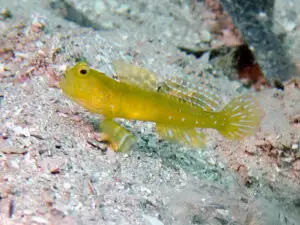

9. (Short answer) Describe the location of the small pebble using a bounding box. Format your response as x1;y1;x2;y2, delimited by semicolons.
1;132;9;139
115;4;130;14
32;216;49;224
0;8;12;19
63;182;72;189
284;20;296;32
7;159;20;169
140;186;152;195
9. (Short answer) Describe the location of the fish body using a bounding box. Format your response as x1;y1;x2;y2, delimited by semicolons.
60;61;263;151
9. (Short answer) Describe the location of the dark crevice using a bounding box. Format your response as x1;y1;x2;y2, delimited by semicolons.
50;0;105;30
177;46;207;59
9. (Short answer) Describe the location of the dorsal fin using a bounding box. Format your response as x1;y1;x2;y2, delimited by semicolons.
112;60;157;91
158;78;223;112
156;123;206;149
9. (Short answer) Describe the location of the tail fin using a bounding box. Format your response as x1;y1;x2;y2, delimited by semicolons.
218;95;264;140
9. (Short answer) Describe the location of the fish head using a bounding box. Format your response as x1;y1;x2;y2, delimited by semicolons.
59;62;95;102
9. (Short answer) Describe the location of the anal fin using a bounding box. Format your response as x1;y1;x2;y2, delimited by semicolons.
100;118;136;152
156;124;206;149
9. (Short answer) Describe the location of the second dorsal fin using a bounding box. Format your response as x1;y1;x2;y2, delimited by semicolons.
112;60;157;91
158;78;223;112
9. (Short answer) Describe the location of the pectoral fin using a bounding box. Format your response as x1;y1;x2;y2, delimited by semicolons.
100;118;136;152
156;124;206;149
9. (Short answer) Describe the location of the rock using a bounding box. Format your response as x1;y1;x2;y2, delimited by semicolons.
200;30;212;42
12;125;30;137
143;215;164;225
293;160;300;171
0;143;27;154
95;1;107;15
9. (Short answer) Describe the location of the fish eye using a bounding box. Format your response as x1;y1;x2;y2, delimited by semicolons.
80;69;87;75
77;65;89;76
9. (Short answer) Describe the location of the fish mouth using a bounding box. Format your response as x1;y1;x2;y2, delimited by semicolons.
63;65;70;79
58;74;67;89
58;66;70;89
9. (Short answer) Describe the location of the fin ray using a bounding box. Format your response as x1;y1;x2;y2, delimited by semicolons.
219;96;263;140
100;118;136;152
112;60;157;91
158;78;222;112
156;124;206;149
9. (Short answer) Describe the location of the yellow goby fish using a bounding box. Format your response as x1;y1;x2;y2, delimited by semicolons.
59;61;263;152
